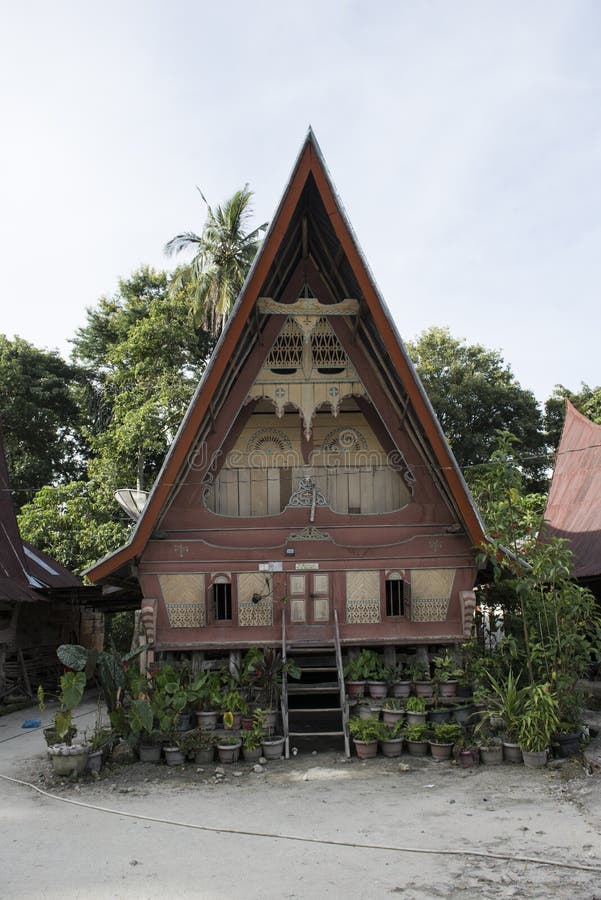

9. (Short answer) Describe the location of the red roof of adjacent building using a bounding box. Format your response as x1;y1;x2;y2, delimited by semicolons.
544;401;601;579
0;421;82;600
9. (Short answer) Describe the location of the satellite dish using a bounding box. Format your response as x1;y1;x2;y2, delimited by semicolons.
114;488;149;520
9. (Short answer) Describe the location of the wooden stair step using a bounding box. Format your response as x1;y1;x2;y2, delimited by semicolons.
287;683;340;693
298;665;337;672
288;731;346;737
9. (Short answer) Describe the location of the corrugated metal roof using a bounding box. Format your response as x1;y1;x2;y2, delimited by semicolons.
22;542;82;589
543;401;601;579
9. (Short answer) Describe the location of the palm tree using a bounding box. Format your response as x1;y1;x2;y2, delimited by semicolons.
165;185;267;334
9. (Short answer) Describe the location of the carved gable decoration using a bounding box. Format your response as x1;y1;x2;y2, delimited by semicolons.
286;477;328;509
248;309;366;439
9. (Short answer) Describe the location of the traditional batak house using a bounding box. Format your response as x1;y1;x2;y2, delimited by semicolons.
86;132;486;750
0;424;102;701
544;401;601;603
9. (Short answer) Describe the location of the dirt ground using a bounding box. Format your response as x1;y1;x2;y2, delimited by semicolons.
2;700;601;899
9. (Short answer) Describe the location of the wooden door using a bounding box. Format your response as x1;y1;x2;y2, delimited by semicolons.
287;573;331;625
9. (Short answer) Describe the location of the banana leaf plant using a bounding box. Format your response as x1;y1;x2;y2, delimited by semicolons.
57;641;151;713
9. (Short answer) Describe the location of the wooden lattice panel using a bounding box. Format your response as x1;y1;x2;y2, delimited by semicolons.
265;318;304;368
410;568;455;622
237;573;273;627
159;574;206;628
345;571;381;624
310;318;349;367
411;569;455;600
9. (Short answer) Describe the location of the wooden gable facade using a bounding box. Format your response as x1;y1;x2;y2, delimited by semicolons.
86;131;484;659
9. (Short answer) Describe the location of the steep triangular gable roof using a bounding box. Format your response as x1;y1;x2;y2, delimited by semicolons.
86;129;486;583
543;400;601;579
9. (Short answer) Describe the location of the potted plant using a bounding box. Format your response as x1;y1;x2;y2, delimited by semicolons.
404;723;430;757
518;683;560;768
428;705;452;725
359;649;387;699
410;660;434;699
243;648;300;725
161;710;187;766
553;722;582;758
214;733;241;764
38;670;86;749
177;728;213;764
379;721;404;758
428;722;462;761
385;663;411;699
343;655;367;698
349;717;381;759
241;710;267;762
405;695;427;726
478;669;525;763
478;736;503;765
382;699;404;727
221;689;247;730
433;651;463;699
357;701;380;721
189;670;223;730
85;697;114;772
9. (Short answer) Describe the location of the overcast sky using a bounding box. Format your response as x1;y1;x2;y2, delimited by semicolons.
1;1;599;405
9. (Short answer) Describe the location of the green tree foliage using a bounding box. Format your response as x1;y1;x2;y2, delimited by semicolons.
474;434;601;725
545;383;601;451
165;186;267;334
0;335;87;505
407;327;547;490
71;266;214;492
17;480;129;575
18;267;213;574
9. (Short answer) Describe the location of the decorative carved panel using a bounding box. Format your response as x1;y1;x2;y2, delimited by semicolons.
411;598;450;622
346;599;381;624
159;574;206;628
238;602;273;627
287;477;328;509
265;319;304;369
322;426;368;453
249;315;366;438
246;428;292;454
345;571;381;624
288;525;331;542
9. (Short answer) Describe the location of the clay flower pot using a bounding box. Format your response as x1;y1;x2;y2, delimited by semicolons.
216;741;242;764
522;748;548;768
429;741;454;761
353;738;378;760
261;736;285;760
380;737;403;758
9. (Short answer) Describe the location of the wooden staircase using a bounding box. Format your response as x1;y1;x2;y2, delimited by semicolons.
281;610;350;758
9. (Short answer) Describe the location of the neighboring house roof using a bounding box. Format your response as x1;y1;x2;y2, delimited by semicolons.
0;421;82;602
85;128;487;583
543;401;601;580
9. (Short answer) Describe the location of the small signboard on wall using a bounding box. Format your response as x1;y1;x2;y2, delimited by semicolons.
295;562;319;570
259;562;283;572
